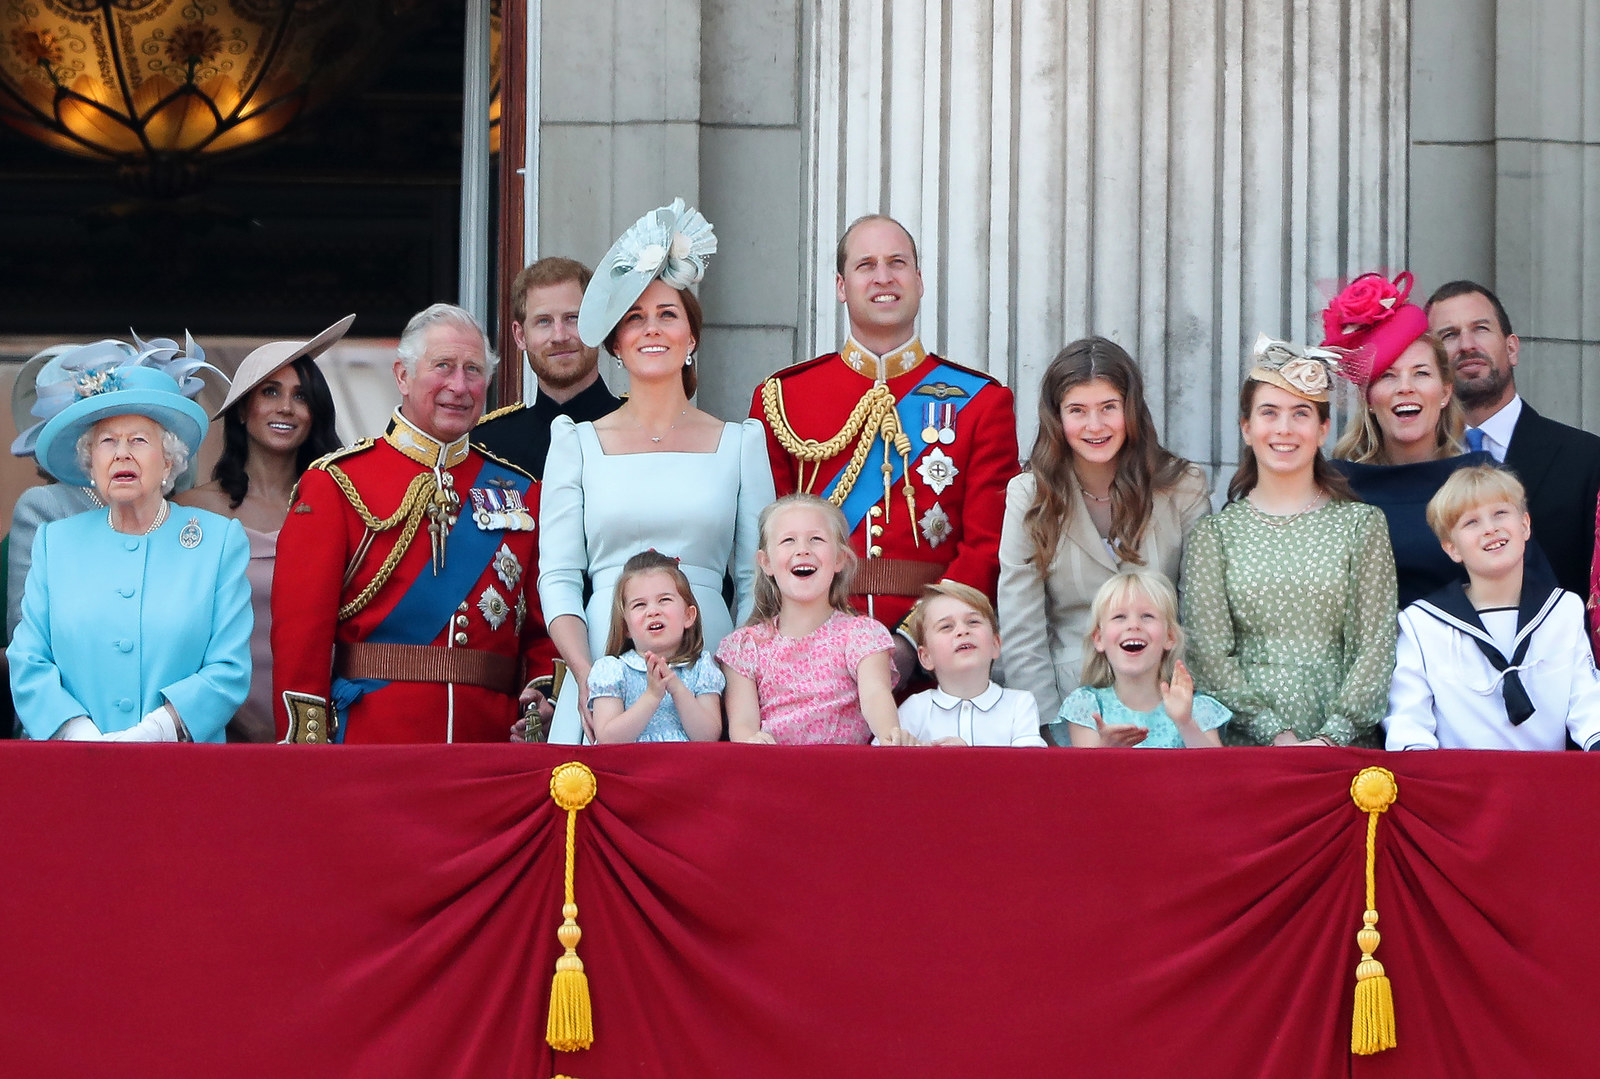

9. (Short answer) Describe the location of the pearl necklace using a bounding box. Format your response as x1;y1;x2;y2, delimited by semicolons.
109;499;169;536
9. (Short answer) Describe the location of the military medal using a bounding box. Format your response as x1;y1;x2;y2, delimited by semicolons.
477;584;510;630
493;542;521;591
919;502;952;547
916;447;959;495
179;517;203;549
469;486;535;532
919;401;957;445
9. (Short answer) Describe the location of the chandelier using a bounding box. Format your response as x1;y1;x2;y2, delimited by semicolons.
0;1;419;194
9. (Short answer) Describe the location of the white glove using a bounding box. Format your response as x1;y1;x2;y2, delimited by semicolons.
51;716;102;741
101;707;180;743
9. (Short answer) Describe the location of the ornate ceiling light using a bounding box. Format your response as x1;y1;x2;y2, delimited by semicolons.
0;1;420;195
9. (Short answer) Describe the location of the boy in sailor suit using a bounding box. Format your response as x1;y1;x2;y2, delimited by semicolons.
1385;466;1600;751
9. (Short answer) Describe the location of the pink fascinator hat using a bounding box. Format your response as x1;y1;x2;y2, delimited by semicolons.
1318;271;1430;386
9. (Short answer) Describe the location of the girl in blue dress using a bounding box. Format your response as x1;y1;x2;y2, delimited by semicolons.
1054;569;1229;748
587;550;724;742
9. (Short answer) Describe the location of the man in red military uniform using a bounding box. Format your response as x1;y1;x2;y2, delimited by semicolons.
273;304;556;743
750;214;1018;683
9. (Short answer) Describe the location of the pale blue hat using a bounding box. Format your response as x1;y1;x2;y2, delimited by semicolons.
32;331;220;488
578;197;718;348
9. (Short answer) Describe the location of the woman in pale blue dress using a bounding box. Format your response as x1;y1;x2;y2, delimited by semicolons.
539;199;774;743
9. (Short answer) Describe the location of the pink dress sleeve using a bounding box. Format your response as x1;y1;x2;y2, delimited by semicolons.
715;624;764;680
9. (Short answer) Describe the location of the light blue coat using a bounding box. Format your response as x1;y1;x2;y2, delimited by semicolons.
7;507;252;742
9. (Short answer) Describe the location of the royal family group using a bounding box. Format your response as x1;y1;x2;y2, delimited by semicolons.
8;201;1600;754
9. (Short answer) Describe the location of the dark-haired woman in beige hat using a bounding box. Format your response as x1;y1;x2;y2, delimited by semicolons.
176;316;347;741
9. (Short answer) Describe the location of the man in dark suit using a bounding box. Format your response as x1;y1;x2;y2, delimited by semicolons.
474;257;620;478
1427;280;1600;596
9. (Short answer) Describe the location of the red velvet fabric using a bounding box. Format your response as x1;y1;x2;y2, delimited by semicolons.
2;743;1596;1078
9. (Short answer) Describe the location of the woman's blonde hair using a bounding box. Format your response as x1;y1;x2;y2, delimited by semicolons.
1079;569;1184;689
604;549;703;664
748;494;858;625
1332;332;1466;464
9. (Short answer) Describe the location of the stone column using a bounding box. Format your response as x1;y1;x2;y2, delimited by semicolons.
807;0;1411;472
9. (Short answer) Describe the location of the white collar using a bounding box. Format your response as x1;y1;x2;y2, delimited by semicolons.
929;681;1005;711
1472;394;1522;457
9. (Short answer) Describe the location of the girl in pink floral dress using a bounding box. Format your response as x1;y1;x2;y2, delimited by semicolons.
718;495;919;745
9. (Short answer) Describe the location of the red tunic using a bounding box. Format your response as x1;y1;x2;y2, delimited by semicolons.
750;343;1018;630
271;429;555;743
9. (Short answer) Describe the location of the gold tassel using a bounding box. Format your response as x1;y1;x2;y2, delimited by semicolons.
1349;766;1398;1055
547;762;598;1053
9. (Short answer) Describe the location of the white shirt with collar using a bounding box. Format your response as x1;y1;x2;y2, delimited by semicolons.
1466;394;1522;464
896;681;1047;747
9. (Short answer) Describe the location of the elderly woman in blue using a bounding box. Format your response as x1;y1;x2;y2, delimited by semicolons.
7;363;251;742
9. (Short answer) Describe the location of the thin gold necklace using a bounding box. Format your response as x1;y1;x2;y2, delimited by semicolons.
1246;490;1324;523
631;407;689;444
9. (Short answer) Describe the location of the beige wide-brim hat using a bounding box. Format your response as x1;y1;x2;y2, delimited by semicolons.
212;314;355;420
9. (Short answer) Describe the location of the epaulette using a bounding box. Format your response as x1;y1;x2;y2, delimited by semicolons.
289;438;376;505
925;353;1004;388
476;402;525;426
766;352;845;380
475;443;536;482
305;437;377;473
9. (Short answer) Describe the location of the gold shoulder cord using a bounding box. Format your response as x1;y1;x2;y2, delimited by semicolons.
760;377;918;539
325;465;437;620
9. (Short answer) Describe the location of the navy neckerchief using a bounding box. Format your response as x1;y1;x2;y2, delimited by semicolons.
1411;562;1563;726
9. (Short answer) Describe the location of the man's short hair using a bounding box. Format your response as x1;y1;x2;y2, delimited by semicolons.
834;214;920;276
904;580;997;646
396;303;498;379
1425;464;1528;545
510;257;593;324
1425;279;1514;336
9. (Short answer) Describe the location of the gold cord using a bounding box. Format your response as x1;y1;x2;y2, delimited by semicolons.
325;465;436;621
761;377;916;524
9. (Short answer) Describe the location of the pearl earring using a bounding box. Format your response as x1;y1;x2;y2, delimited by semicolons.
685;351;695;368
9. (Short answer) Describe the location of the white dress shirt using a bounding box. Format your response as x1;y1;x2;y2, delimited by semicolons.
1465;394;1522;464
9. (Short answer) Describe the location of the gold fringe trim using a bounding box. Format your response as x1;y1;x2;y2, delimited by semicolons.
547;762;598;1053
1349;766;1398;1055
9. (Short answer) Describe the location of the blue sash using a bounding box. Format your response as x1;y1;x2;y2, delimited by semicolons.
330;458;531;737
819;361;989;534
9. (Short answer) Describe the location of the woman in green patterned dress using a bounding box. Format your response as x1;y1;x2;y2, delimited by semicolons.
1179;336;1397;747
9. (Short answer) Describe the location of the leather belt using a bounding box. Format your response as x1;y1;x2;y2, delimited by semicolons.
335;642;520;695
852;557;946;597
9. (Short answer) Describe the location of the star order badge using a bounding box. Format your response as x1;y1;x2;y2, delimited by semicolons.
477;584;510;630
493;542;521;591
919;502;952;547
916;447;959;495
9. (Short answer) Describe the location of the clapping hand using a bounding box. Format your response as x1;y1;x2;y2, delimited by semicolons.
1092;711;1148;748
1160;660;1195;727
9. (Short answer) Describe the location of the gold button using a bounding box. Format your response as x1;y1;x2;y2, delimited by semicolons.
457;601;469;612
455;632;469;645
455;614;469;627
869;506;883;518
307;707;321;719
870;525;884;537
307;720;320;732
869;544;883;557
